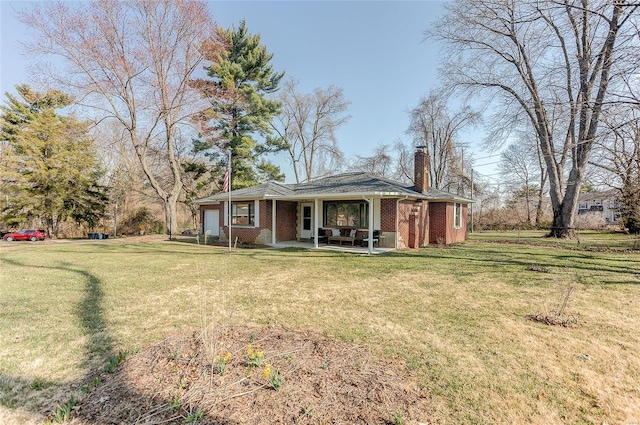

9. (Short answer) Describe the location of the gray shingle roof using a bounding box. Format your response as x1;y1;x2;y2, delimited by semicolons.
194;172;473;204
194;181;293;203
294;172;418;196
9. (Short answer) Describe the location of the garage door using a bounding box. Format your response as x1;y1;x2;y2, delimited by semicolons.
203;210;219;236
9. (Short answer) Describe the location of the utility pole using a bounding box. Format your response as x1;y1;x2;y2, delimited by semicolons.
470;169;474;233
459;148;466;196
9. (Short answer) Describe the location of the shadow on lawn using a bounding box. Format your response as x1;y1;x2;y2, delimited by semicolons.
0;256;116;419
0;256;228;424
384;245;640;284
43;238;355;260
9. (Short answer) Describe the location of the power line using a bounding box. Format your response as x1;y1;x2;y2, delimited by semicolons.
471;153;502;161
476;171;503;177
473;160;502;167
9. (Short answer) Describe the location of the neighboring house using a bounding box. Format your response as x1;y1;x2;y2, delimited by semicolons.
195;147;472;252
577;190;622;225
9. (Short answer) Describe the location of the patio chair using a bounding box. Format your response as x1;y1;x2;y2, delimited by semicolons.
361;230;380;247
313;228;328;244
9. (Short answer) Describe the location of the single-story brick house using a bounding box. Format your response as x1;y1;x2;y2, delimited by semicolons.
195;148;472;253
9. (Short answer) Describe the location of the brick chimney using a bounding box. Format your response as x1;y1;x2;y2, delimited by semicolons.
414;146;429;193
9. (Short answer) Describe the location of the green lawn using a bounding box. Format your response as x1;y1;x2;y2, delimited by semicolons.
470;229;640;250
1;236;639;424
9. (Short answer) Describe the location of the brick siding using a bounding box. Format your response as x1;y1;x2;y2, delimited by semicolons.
397;200;412;249
275;201;297;241
200;197;463;247
380;199;396;232
429;202;467;244
199;200;297;244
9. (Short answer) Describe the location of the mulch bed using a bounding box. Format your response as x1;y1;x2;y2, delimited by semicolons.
69;326;433;424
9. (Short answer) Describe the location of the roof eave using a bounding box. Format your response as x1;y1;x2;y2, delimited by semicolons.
193;198;221;205
267;191;425;200
427;196;475;203
194;188;471;203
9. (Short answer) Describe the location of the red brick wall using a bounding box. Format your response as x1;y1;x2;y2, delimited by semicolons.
414;148;429;193
380;198;429;248
397;200;413;248
409;204;419;248
275;201;297;241
405;200;429;248
429;202;447;244
429;202;468;244
259;199;271;232
200;198;465;246
451;204;468;244
226;226;260;244
380;199;396;232
199;200;298;244
418;200;429;246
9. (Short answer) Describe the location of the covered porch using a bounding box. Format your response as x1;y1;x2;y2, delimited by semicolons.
268;195;384;255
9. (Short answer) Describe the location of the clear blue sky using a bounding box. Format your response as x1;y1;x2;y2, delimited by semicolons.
0;1;496;183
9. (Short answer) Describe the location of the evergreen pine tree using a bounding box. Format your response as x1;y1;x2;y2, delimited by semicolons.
0;85;108;236
193;20;286;189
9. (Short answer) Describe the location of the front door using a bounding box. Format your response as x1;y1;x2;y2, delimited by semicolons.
300;203;313;239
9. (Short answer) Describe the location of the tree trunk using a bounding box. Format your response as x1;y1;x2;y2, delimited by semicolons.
535;182;545;228
550;208;575;238
535;197;543;228
163;194;180;239
525;188;532;227
548;168;582;238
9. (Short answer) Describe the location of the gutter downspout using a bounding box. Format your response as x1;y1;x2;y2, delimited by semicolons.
271;199;276;245
314;198;319;248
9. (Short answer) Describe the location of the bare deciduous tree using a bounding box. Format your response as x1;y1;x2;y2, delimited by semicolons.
406;92;479;192
500;143;538;226
392;139;414;183
352;143;394;178
593;104;640;232
499;135;549;227
270;79;350;183
350;140;415;183
22;0;216;236
429;0;639;238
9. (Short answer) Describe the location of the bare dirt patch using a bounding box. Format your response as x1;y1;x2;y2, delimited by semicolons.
70;326;433;424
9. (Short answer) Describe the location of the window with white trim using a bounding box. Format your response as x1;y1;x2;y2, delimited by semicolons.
453;203;462;229
323;202;368;228
232;202;255;226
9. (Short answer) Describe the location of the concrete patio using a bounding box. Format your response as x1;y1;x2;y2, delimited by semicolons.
267;240;394;255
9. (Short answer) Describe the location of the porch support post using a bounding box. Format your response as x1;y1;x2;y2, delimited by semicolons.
314;197;319;248
368;197;374;255
272;199;277;245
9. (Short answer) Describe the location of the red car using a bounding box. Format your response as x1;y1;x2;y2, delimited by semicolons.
3;229;49;242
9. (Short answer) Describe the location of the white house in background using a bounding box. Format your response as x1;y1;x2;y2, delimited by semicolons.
577;190;622;224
